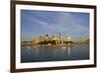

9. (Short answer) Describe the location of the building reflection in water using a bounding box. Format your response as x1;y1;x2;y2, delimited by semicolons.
26;44;72;57
68;45;71;56
26;46;31;50
62;44;71;56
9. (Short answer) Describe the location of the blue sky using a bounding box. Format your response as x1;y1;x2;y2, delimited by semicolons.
21;10;89;41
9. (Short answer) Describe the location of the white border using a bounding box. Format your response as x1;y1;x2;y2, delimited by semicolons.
16;4;94;69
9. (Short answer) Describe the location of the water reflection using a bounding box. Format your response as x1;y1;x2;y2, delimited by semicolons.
61;44;71;56
21;44;89;63
67;44;71;56
26;46;31;50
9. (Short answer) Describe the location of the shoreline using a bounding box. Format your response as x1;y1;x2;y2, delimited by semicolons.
21;43;89;47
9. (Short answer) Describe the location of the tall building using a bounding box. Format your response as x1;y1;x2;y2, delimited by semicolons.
66;36;73;44
55;33;61;44
44;34;51;42
67;36;71;41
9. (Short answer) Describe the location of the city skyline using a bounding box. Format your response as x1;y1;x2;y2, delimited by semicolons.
21;10;89;41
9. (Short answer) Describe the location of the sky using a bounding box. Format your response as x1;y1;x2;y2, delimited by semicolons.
21;10;89;41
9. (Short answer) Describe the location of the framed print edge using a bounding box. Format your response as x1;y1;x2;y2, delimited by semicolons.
11;1;16;73
10;0;97;73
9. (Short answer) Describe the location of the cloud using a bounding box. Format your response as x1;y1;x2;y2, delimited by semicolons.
22;10;89;40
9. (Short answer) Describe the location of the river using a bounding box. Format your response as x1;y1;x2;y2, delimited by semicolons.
21;44;89;63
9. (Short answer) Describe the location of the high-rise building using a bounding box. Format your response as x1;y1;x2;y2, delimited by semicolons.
55;33;61;44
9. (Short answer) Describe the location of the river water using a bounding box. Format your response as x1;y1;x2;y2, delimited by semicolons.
21;44;89;63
